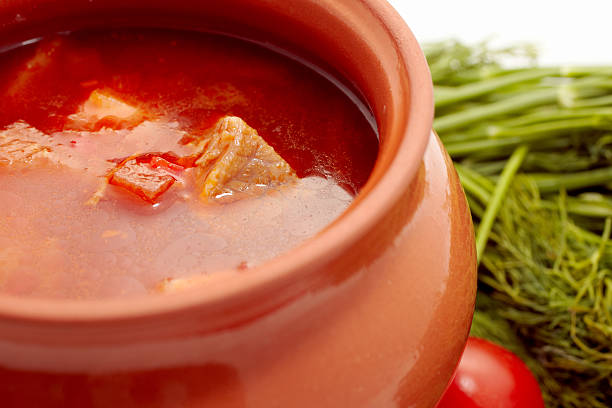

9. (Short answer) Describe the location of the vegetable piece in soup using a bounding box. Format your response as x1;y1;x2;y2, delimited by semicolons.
109;156;181;203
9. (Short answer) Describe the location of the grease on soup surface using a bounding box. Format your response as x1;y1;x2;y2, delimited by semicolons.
0;29;378;299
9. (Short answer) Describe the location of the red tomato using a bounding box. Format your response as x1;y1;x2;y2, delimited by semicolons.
436;337;545;408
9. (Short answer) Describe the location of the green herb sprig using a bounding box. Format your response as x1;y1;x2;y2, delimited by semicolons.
427;40;612;408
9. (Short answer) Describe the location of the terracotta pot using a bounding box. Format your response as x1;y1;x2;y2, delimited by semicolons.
0;1;477;407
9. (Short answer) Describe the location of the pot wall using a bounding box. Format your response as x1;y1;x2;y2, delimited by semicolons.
0;1;477;406
0;132;476;407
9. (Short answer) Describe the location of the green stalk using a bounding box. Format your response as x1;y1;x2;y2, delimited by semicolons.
490;107;612;129
455;164;493;204
475;145;529;263
540;198;612;218
531;167;612;193
560;66;612;77
445;117;611;157
459;137;573;162
574;94;612;108
490;117;612;138
446;137;523;157
465;195;485;219
434;77;612;133
441;108;612;144
456;163;496;191
466;160;508;176
435;88;559;133
435;68;558;108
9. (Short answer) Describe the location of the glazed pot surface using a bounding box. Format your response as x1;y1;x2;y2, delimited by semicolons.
0;1;477;407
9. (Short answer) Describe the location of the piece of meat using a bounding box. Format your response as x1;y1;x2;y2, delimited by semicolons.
0;139;50;166
109;156;181;203
195;116;297;201
66;89;145;131
0;121;52;166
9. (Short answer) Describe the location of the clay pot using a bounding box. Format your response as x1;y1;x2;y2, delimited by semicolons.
0;1;477;407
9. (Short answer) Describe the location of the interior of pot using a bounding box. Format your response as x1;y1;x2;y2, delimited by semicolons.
0;0;433;320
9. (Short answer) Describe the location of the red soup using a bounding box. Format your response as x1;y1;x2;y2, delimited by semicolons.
0;29;378;299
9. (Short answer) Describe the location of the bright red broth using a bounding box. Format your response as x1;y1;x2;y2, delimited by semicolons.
0;29;378;299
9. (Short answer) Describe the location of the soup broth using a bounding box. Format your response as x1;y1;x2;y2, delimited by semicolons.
0;29;378;299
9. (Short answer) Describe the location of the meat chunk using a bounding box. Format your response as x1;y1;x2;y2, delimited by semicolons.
66;89;145;131
0;122;52;166
195;116;296;201
0;139;50;166
109;156;182;203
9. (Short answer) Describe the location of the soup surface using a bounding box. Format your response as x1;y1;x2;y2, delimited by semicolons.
0;29;378;299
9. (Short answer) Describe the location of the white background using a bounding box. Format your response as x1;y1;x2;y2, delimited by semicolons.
387;0;612;65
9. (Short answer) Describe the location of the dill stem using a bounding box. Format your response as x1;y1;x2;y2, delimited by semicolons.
455;164;493;203
434;68;558;108
532;167;612;193
540;197;612;218
475;145;529;263
445;117;611;157
435;88;558;134
434;76;612;134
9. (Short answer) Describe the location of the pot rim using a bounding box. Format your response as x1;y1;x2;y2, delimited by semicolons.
0;0;434;323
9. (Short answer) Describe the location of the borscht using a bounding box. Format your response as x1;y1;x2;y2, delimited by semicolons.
0;29;378;299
